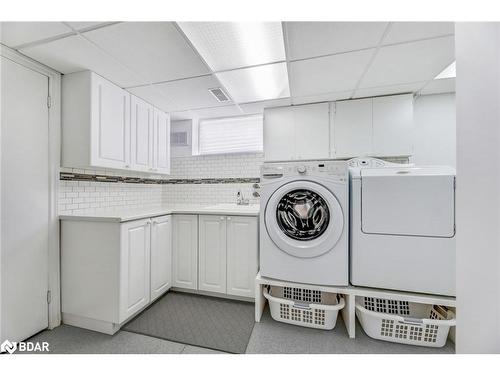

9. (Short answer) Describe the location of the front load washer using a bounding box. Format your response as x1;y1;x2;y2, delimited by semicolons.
349;158;456;296
260;160;349;286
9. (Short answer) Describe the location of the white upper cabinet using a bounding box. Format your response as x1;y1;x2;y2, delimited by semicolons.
372;94;413;156
264;103;330;161
294;103;330;160
130;95;153;172
332;98;373;158
152;109;171;174
62;70;171;174
63;71;131;170
331;93;414;158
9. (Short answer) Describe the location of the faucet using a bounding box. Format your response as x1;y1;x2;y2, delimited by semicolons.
237;189;249;205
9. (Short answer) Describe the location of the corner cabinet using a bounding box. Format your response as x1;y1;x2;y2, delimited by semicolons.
61;215;172;335
62;70;170;174
172;215;199;290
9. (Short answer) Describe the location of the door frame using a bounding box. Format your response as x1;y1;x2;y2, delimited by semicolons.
0;45;62;330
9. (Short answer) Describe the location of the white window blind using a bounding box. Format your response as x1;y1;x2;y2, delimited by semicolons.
199;115;263;155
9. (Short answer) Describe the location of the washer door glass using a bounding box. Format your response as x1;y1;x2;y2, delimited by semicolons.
265;180;344;259
276;189;330;241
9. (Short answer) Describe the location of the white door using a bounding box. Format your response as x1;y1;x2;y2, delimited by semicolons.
198;215;227;294
264;106;295;161
150;215;172;301
130;95;153;172
153;109;171;174
1;56;49;342
226;216;258;298
372;94;414;156
90;73;131;169
172;215;198;290
333;98;373;158
294;103;330;160
119;219;151;322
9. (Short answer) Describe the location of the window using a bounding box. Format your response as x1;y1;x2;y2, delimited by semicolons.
198;115;263;155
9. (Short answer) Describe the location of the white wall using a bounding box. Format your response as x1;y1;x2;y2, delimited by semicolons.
412;93;456;167
455;22;500;353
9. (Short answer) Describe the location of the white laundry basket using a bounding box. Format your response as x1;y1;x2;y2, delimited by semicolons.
263;285;345;330
355;296;456;348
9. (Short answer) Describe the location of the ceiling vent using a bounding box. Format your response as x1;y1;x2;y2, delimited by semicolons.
209;87;230;102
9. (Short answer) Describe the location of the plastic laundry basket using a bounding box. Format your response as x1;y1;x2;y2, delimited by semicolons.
263;285;345;330
355;296;456;348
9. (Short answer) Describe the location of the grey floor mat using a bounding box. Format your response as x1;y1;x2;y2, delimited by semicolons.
123;292;255;354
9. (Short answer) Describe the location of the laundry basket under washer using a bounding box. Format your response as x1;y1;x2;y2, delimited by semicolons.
263;285;345;330
355;296;456;347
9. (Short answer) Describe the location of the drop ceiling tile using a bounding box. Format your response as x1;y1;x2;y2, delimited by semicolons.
192;105;243;119
292;91;352;105
20;34;143;87
148;75;232;112
289;49;374;97
126;85;174;112
0;22;72;48
383;22;454;45
239;98;292;114
359;36;454;89
216;62;290;103
178;22;285;71
353;82;426;99
285;22;387;60
65;22;115;31
83;22;210;85
420;78;455;95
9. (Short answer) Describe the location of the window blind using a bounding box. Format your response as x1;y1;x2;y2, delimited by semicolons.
199;114;263;155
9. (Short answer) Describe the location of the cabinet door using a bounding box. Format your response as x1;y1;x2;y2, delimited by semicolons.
130;95;153;172
333;98;373;158
150;215;172;301
263;106;295;161
226;216;258;298
372;94;414;156
172;215;198;290
90;74;131;169
198;215;227;294
294;103;330;160
119;219;151;322
153;109;171;174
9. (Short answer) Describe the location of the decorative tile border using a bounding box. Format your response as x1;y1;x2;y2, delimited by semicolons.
60;172;260;185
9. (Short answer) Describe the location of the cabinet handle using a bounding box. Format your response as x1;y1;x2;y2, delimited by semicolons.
227;217;231;221
220;216;225;220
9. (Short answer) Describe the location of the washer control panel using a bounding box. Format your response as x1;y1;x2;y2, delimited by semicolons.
262;160;348;180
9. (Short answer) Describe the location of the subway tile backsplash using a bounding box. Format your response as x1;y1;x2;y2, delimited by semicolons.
58;153;264;215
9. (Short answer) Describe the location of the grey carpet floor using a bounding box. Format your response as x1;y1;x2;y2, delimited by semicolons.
122;292;255;354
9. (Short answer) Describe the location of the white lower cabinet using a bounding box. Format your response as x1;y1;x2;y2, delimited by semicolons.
198;215;227;293
189;215;258;298
172;214;198;290
226;216;259;298
61;215;172;335
119;219;151;322
150;215;172;301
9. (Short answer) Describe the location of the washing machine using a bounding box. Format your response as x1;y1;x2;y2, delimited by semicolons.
260;160;349;286
349;158;456;296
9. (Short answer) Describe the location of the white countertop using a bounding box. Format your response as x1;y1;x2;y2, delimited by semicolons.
59;203;260;222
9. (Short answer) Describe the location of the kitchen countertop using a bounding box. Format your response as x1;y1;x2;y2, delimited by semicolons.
59;203;260;222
